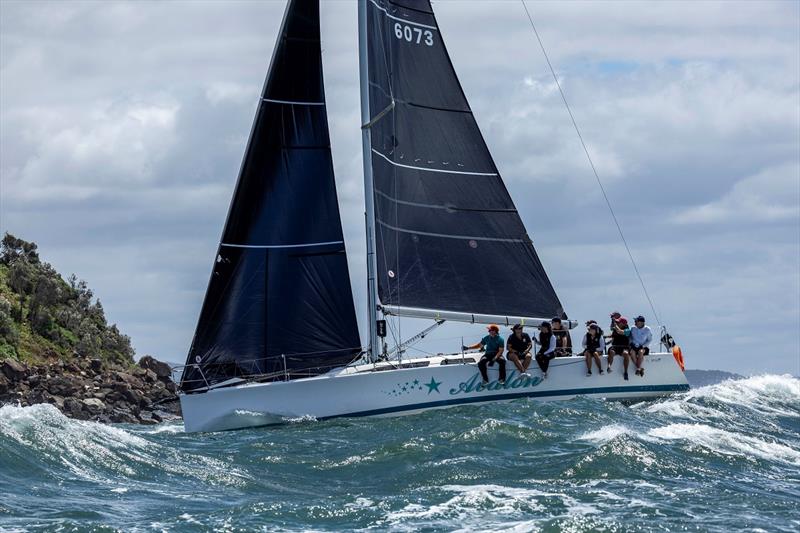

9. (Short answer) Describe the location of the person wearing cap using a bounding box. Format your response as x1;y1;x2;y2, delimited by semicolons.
586;319;604;338
506;324;533;377
534;321;557;378
607;316;632;379
607;311;621;336
551;317;572;357
582;322;605;376
629;315;653;377
463;324;506;385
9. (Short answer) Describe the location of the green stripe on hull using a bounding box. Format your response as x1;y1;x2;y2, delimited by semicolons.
322;383;689;421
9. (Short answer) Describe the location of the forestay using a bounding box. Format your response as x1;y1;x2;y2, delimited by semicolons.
181;0;361;393
364;0;567;320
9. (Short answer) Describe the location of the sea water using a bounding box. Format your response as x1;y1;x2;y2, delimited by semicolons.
1;374;798;532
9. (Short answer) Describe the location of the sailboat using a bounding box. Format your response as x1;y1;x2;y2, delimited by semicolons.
178;0;689;433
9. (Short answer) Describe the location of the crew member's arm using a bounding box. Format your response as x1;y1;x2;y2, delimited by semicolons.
463;341;483;350
644;328;652;346
494;339;505;360
558;332;568;348
544;335;556;355
598;336;606;353
506;339;517;356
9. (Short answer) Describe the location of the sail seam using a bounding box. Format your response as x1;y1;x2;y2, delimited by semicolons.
377;220;526;243
372;149;498;176
375;189;516;213
261;98;326;106
220;241;344;249
382;0;434;16
369;0;438;30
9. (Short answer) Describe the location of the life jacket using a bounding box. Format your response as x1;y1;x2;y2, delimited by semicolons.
611;326;630;347
553;328;572;348
584;333;601;352
538;331;553;354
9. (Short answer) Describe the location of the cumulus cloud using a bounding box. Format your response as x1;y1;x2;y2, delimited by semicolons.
673;163;800;224
1;0;798;375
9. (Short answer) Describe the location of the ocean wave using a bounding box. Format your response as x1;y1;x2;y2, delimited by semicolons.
384;483;601;531
687;374;799;415
639;374;800;423
646;422;800;466
0;403;250;487
578;424;633;443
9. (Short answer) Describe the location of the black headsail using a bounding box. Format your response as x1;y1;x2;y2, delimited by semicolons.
181;0;361;393
364;0;566;320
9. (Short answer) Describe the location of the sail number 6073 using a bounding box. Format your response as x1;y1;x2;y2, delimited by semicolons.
394;23;433;46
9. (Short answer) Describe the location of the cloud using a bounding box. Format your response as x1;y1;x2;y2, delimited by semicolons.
5;98;180;203
673;163;800;224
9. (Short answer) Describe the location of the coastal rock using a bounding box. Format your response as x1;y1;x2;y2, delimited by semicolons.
138;355;172;380
2;358;28;382
0;355;181;425
82;397;105;410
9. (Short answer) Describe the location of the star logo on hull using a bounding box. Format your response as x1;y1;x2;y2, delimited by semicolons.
425;377;442;394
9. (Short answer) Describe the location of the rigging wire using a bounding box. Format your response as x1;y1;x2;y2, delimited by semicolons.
520;0;662;327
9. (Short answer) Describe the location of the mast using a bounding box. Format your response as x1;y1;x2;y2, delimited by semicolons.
358;0;381;362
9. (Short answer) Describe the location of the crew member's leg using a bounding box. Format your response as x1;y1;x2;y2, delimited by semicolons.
478;355;490;384
622;349;631;380
593;352;604;373
607;348;616;372
535;352;549;374
584;349;593;373
508;351;525;373
637;347;648;376
522;353;532;372
497;357;506;383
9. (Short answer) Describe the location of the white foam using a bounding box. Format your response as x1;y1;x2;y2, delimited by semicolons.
144;423;183;434
285;414;318;423
578;424;632;443
384;483;599;530
687;374;800;417
647;423;800;466
0;403;252;486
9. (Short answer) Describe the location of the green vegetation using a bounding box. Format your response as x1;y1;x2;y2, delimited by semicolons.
0;233;134;366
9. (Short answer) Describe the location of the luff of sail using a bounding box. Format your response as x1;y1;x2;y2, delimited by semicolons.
364;0;566;320
181;0;361;393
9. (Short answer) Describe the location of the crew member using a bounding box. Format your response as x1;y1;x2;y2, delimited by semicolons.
551;317;572;356
629;315;652;377
582;322;605;376
463;324;506;385
506;324;533;377
607;316;631;379
534;321;557;378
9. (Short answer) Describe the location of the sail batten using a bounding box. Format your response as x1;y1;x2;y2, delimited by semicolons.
181;0;361;393
365;0;567;320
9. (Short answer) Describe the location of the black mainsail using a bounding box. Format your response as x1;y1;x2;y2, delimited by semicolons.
363;0;566;320
181;0;361;392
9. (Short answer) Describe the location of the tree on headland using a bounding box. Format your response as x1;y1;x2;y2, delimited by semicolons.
0;232;134;365
1;233;40;265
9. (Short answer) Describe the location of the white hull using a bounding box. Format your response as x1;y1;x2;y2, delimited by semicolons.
180;353;689;432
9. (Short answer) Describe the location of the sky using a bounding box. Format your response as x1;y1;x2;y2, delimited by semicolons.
1;0;798;376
